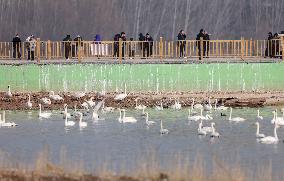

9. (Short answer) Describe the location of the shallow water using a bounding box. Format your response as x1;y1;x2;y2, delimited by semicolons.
0;107;284;177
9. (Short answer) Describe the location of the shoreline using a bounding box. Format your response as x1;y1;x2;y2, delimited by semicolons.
1;91;284;110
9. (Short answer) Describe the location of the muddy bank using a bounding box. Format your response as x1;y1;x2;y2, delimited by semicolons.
0;91;284;110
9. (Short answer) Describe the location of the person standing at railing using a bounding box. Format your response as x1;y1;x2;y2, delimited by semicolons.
94;34;102;59
25;35;32;60
139;33;145;57
129;38;135;59
265;32;273;58
63;35;72;60
145;33;153;57
204;31;210;57
29;36;36;61
12;34;22;59
121;32;127;59
113;33;120;58
74;35;83;57
177;30;186;58
196;29;206;60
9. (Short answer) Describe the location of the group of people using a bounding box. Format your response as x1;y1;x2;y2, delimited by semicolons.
12;34;37;60
265;31;283;58
113;32;154;59
62;34;84;60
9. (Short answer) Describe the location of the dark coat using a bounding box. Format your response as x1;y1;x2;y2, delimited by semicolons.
12;36;21;48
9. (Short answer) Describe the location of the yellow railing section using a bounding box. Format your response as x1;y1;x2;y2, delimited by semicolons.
0;37;283;62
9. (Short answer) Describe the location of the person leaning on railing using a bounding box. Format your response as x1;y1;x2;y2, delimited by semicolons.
113;33;120;58
29;36;36;61
121;32;127;59
204;31;210;58
196;29;206;60
63;35;72;60
177;30;186;58
12;34;22;59
145;33;153;58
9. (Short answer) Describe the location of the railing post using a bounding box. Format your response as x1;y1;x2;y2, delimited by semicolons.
47;40;51;60
21;42;25;60
119;38;122;63
78;40;82;63
281;36;284;60
200;37;203;60
36;38;41;63
159;37;163;61
241;37;244;59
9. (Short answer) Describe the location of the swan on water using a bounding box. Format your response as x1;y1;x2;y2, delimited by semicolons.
145;112;156;126
160;120;169;134
229;107;246;122
78;112;87;128
257;110;263;120
200;120;213;133
72;104;81;120
26;94;32;109
170;98;182;110
114;84;127;101
259;123;279;144
0;111;18;127
63;104;71;119
4;85;12;98
135;98;146;110
197;121;207;135
271;110;284;125
49;91;64;101
188;109;202;121
38;104;52;119
203;98;212;111
65;113;75;127
192;98;203;110
214;99;228;110
155;102;163;111
102;102;115;113
210;122;220;138
41;97;51;105
255;122;265;138
118;109;137;123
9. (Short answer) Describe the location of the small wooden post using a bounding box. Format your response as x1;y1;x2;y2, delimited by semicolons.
47;40;51;60
159;37;163;61
119;38;122;63
256;40;259;57
36;38;41;63
21;42;25;60
281;37;284;60
78;40;82;63
200;37;203;60
250;38;252;57
241;37;244;59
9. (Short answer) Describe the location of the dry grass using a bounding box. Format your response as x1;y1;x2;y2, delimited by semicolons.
0;147;281;181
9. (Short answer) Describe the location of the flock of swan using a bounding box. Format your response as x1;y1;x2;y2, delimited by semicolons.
2;85;284;144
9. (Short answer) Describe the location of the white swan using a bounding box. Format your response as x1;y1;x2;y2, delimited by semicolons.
41;97;51;105
86;97;96;108
26;94;32;109
49;91;64;101
155;103;163;111
145;112;156;126
257;110;263;120
63;104;71;119
38;104;52;119
102;102;115;113
255;122;265;138
192;98;203;110
197;121;207;135
200;120;213;133
141;107;147;116
114;84;127;101
203;98;212;111
73;92;86;99
229;108;246;122
4;85;12;98
92;110;99;121
210;123;220;138
214;99;228;110
122;109;137;123
78;112;87;128
259;124;279;144
135;98;146;110
170;99;182;110
188;109;202;122
72;104;81;120
0;111;17;127
160;120;169;134
65;113;75;127
271;110;284;125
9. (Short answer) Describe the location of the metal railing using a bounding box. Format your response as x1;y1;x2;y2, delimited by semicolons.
1;37;283;62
